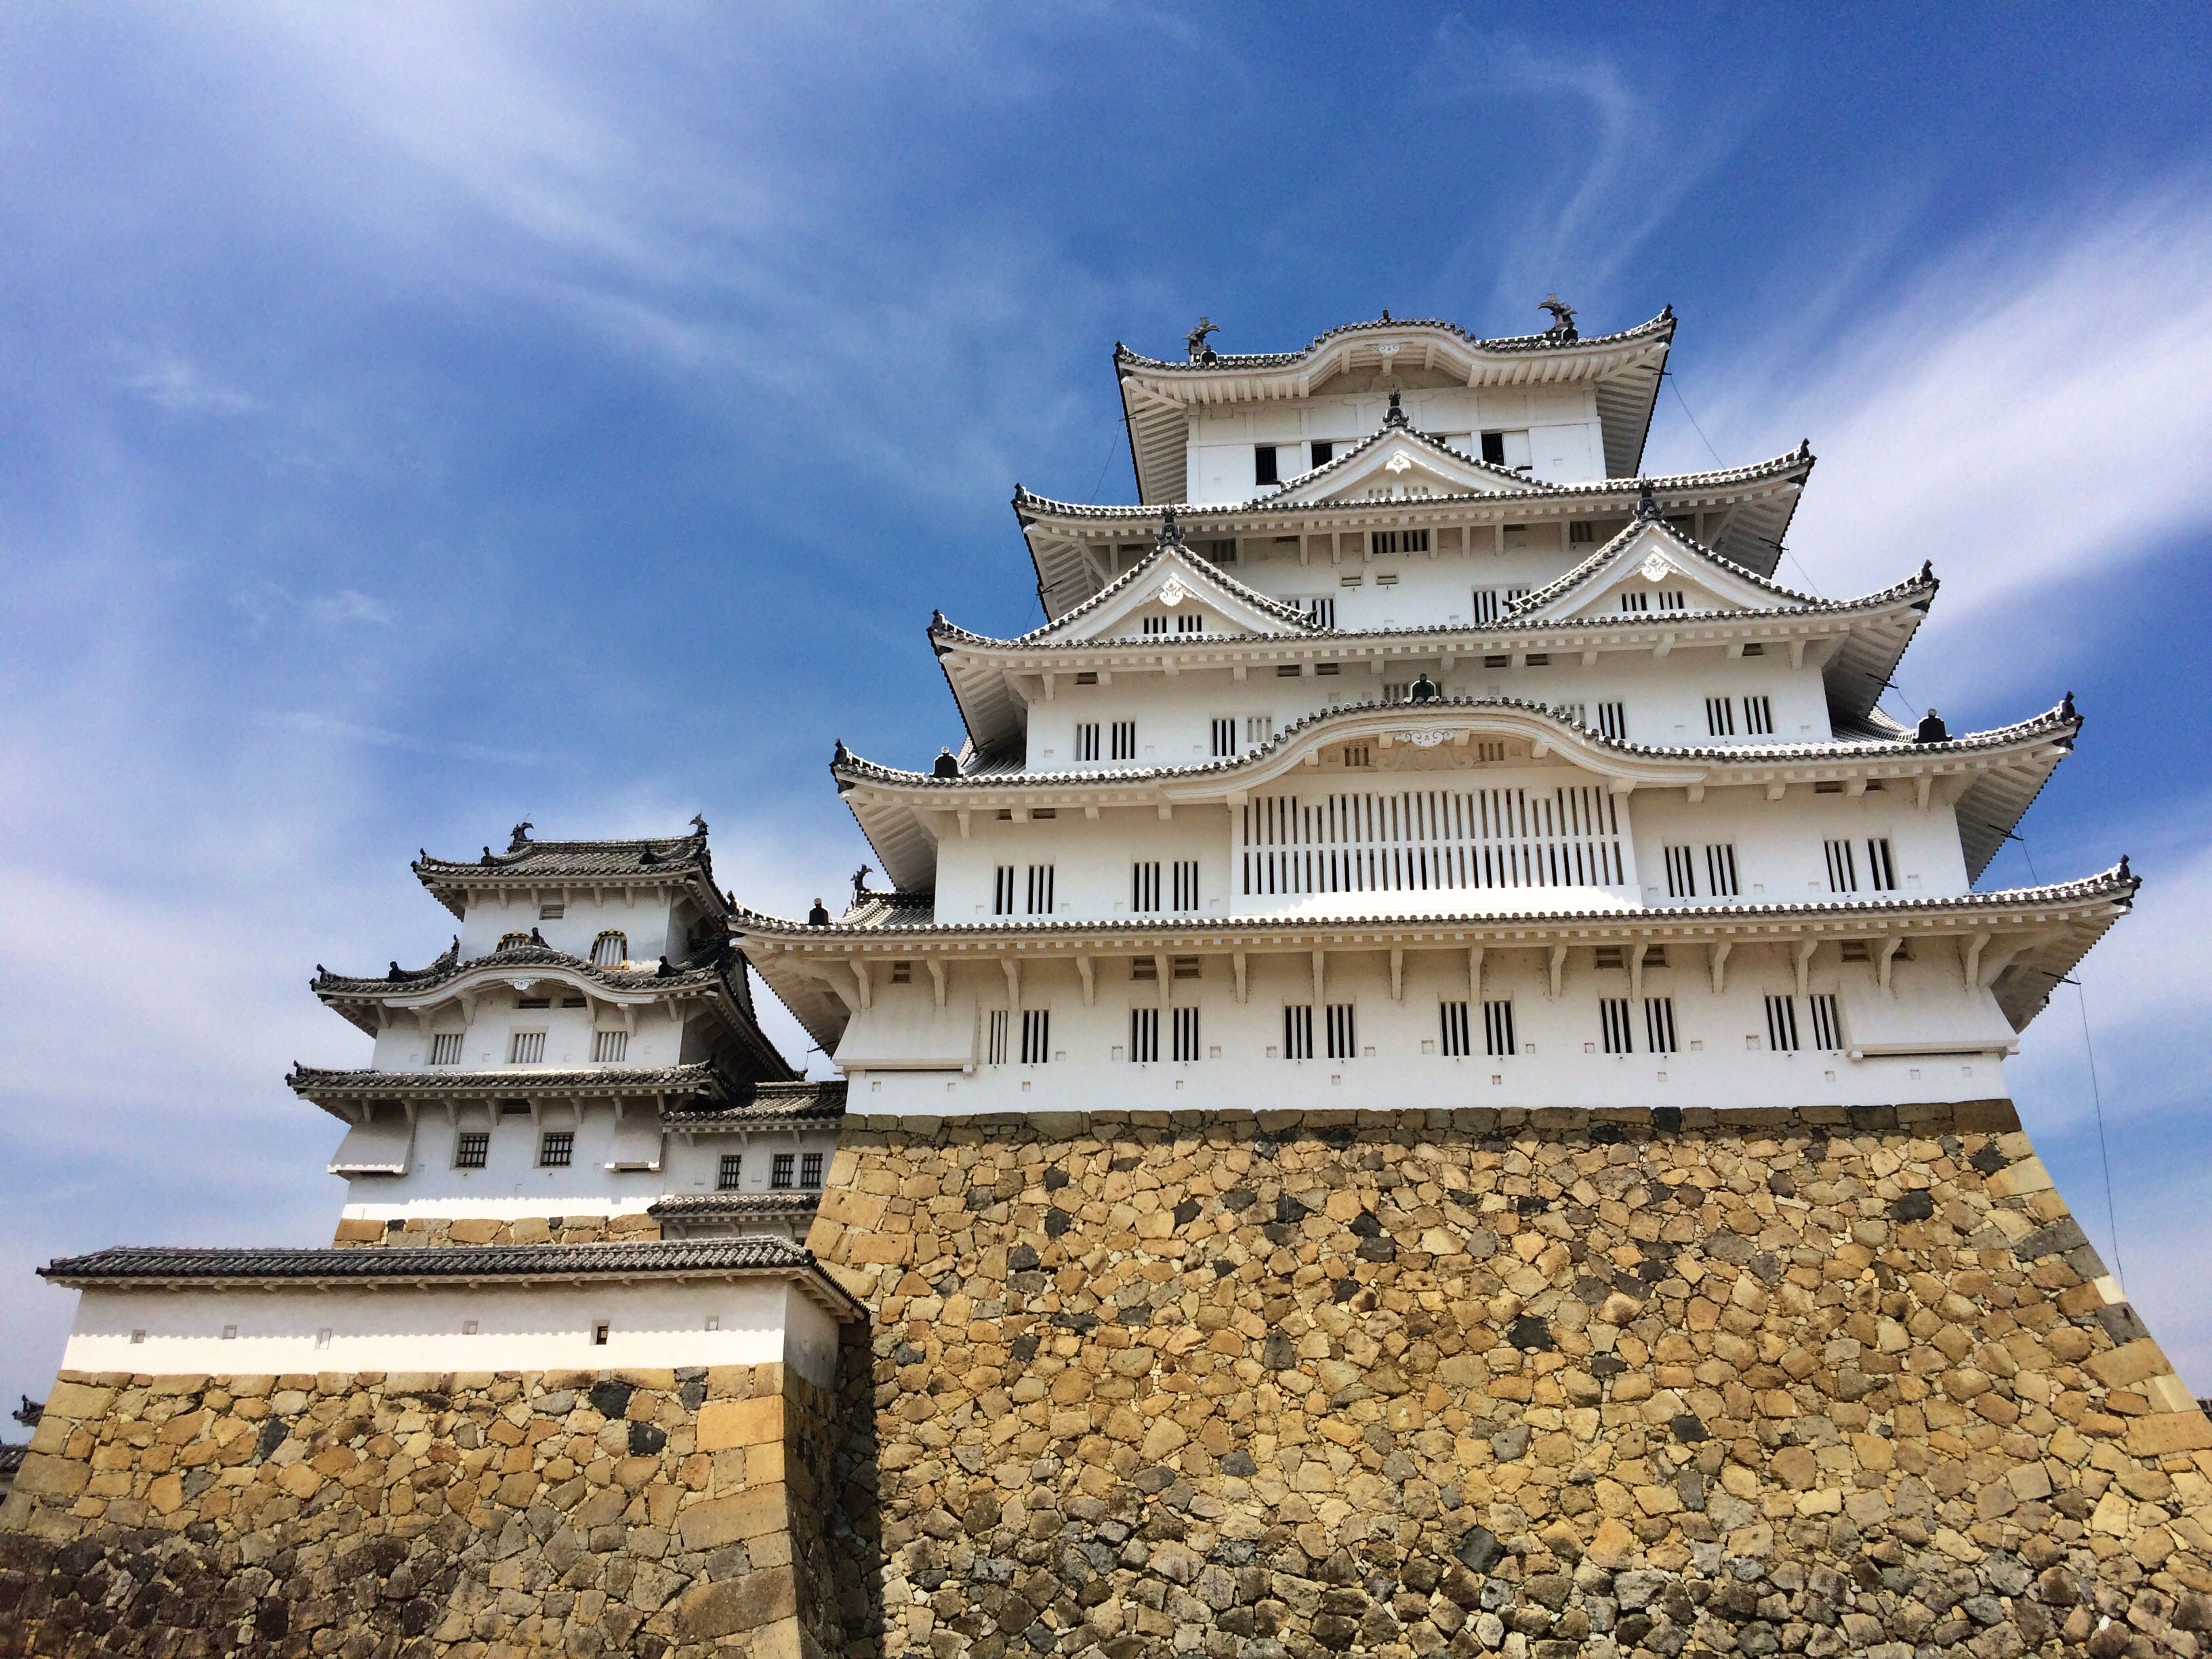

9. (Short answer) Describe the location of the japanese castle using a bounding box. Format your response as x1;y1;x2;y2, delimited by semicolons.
14;306;2177;1659
739;304;2130;1113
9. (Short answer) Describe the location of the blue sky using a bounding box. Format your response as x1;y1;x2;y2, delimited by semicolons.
4;4;2210;1413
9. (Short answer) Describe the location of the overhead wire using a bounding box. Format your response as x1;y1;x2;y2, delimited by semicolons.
2013;836;2127;1294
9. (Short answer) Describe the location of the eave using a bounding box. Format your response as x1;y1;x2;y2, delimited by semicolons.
930;571;1933;759
310;944;798;1082
286;1063;728;1121
830;698;2079;891
1114;311;1676;504
738;867;2134;1051
1019;451;1809;619
39;1242;863;1321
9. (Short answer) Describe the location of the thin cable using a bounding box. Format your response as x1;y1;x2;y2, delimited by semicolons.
1667;372;1725;468
1090;417;1128;499
2074;978;2125;1293
2015;838;2126;1291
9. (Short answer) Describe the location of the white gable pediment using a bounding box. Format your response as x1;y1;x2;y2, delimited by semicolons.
1517;520;1811;624
1271;428;1522;506
1031;546;1310;643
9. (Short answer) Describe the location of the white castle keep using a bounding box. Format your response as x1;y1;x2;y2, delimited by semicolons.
737;304;2131;1117
30;300;2131;1392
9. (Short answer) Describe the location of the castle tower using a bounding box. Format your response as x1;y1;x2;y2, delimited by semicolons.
3;824;861;1659
740;309;2128;1111
757;308;2210;1658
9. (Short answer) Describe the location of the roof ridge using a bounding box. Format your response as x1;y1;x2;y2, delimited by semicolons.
1113;308;1675;373
1012;445;1811;522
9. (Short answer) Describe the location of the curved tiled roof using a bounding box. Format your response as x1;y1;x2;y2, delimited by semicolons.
1013;447;1811;525
1113;309;1676;373
647;1193;822;1219
312;937;736;1000
833;695;2078;794
663;1080;848;1128
738;864;2133;940
930;566;1935;657
289;1063;726;1101
40;1240;862;1317
414;823;728;920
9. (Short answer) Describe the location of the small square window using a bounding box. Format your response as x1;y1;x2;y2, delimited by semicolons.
538;1130;573;1168
454;1132;489;1170
539;902;565;920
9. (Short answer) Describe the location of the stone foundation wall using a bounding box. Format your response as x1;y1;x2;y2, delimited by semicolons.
807;1103;2212;1659
332;1212;663;1247
0;1357;844;1658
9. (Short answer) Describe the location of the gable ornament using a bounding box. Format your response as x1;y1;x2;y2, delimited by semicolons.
1157;575;1189;609
1384;451;1413;474
1639;552;1674;583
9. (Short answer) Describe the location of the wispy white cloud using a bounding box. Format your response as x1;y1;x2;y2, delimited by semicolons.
1417;22;1765;320
106;340;262;413
1658;178;2212;712
254;711;555;767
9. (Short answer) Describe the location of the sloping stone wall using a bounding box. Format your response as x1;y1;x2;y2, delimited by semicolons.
331;1212;663;1246
0;1358;845;1658
807;1103;2212;1659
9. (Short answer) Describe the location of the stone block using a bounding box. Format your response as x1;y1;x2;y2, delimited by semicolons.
2127;1412;2212;1458
699;1395;784;1451
676;1483;788;1551
673;1565;798;1640
41;1382;116;1422
2087;1340;2171;1389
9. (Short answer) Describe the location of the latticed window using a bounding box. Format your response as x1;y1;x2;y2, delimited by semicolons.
1599;998;1633;1055
1439;1000;1471;1058
453;1132;489;1170
508;1031;546;1065
1325;1004;1357;1061
1484;1000;1517;1058
1644;997;1679;1054
718;1153;742;1191
1282;1004;1315;1061
537;1130;572;1168
1109;720;1136;762
1129;1007;1159;1065
1172;1006;1200;1063
429;1033;464;1066
590;931;627;968
1076;722;1101;763
592;1029;627;1063
801;1153;823;1188
499;931;532;951
1765;995;1801;1052
1809;994;1843;1051
771;1153;794;1189
1020;1008;1051;1065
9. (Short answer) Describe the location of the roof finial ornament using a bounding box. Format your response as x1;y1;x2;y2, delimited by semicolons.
2118;853;2131;882
13;1395;43;1429
2062;689;2077;721
1915;708;1949;744
1185;317;1219;364
933;747;960;779
1155;506;1186;551
1382;390;1409;430
851;863;874;897
1633;480;1662;523
807;897;830;926
1409;673;1441;704
832;739;851;767
1919;558;1933;584
1380;308;1392;323
508;821;533;851
690;813;708;837
1539;295;1578;342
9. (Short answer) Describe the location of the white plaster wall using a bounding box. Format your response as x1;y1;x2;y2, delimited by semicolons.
837;945;2018;1115
1022;641;1836;777
335;1101;839;1222
1184;386;1603;503
370;1000;692;1071
922;764;1974;927
61;1278;841;1386
455;885;692;964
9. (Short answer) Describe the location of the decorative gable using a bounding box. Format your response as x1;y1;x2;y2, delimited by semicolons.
1271;424;1523;508
1021;544;1313;644
1511;514;1820;625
